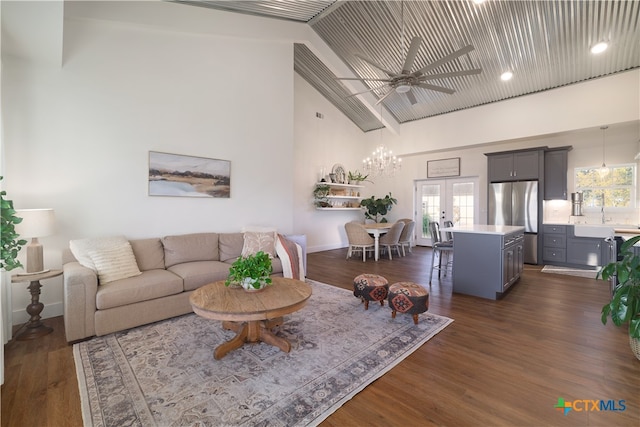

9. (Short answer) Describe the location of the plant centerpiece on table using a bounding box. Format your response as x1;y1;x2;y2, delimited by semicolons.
359;193;397;223
313;184;331;208
599;235;640;360
1;176;26;271
225;251;273;291
347;170;372;185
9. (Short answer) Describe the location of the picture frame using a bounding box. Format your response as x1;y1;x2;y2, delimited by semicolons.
427;157;461;178
148;151;231;198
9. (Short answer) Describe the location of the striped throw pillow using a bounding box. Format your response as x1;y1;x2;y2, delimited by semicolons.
88;241;142;284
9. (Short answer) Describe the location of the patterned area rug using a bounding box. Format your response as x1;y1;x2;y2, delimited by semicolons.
541;265;602;279
73;280;453;427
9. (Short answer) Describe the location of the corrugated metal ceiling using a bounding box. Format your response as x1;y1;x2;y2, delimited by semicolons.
174;1;640;132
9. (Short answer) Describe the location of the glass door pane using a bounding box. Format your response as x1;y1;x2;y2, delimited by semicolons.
414;177;479;246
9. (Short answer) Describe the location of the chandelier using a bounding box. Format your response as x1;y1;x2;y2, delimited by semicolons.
363;144;402;177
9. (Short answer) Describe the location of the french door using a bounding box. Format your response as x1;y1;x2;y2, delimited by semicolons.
414;177;479;246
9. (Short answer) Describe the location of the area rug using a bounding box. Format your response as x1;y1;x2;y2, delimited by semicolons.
73;280;453;427
541;265;602;279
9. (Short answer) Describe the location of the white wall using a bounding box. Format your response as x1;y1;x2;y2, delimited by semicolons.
3;8;295;323
293;74;369;251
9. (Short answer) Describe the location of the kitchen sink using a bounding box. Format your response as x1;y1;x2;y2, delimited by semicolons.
573;224;615;238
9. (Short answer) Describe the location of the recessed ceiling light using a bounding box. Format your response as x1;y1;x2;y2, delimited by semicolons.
591;42;608;54
500;71;513;81
473;0;486;4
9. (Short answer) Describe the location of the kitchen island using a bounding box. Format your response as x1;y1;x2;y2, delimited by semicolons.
441;225;525;300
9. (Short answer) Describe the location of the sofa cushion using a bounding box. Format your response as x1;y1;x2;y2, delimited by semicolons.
96;269;183;310
162;233;219;268
168;261;231;291
242;231;277;258
219;233;244;262
129;238;165;271
88;241;142;284
69;235;128;272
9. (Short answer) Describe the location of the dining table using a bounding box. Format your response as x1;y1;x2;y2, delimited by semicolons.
364;222;393;261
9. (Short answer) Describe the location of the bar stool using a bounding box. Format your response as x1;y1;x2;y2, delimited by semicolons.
429;222;453;285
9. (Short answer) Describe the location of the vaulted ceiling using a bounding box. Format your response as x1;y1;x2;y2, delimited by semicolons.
174;1;639;132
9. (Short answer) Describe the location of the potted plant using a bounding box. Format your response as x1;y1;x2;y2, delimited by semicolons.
1;176;26;271
359;193;397;223
599;235;640;360
313;184;331;208
225;251;273;291
348;170;372;185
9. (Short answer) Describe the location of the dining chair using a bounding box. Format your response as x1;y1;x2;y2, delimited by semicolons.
398;220;416;256
429;221;454;284
378;221;405;260
345;222;375;262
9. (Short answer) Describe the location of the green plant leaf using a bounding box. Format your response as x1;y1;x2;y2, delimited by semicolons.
0;176;25;271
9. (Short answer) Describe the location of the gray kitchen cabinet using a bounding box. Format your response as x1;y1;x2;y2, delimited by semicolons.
487;150;540;182
566;237;605;267
544;149;569;200
543;224;614;267
503;234;525;290
450;227;525;300
542;224;567;263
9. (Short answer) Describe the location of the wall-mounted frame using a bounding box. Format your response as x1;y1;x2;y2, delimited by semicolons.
427;157;461;178
148;151;230;198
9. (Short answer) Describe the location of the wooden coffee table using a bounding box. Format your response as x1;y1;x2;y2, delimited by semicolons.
190;277;312;360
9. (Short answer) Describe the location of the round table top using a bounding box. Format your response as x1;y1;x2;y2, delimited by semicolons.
12;269;62;283
190;277;312;322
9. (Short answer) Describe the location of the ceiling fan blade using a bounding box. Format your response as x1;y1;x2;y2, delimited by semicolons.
406;89;418;105
416;83;456;95
375;88;396;105
418;68;483;81
335;77;393;82
401;36;422;74
412;45;476;77
355;54;398;77
346;85;389;98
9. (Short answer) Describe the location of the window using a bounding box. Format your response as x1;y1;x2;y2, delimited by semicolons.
574;164;636;209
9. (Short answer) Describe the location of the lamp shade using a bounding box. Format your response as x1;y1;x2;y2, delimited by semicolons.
14;209;55;239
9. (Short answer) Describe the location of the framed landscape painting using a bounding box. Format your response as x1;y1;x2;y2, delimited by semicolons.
148;151;231;198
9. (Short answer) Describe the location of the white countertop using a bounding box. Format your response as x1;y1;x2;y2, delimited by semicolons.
441;224;525;235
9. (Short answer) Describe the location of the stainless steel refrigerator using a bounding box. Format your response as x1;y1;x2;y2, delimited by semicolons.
488;181;538;264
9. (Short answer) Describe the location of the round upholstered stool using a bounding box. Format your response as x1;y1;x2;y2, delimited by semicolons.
353;274;389;310
388;282;429;324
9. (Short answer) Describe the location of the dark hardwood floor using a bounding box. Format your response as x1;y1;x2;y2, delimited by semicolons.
2;246;639;426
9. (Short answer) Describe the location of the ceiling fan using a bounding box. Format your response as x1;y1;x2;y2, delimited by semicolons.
338;36;482;105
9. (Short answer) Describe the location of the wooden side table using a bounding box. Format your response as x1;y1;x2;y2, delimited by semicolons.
11;269;62;341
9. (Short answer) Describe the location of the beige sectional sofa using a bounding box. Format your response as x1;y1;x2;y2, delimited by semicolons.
62;232;306;342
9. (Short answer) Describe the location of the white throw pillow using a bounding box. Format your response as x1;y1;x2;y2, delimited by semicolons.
70;235;129;272
241;231;277;258
88;241;142;284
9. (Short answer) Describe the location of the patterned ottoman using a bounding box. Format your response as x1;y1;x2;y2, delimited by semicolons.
353;274;389;310
388;282;429;324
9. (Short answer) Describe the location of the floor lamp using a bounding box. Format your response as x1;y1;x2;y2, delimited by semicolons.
14;209;55;273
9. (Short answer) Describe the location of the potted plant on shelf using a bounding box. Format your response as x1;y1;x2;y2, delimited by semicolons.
225;251;273;291
359;193;397;223
1;176;26;271
313;184;331;208
599;235;640;360
347;170;372;185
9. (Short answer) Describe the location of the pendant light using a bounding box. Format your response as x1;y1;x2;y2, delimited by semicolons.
598;126;609;177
